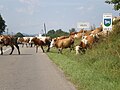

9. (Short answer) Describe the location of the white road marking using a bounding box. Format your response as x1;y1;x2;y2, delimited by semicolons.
3;48;11;53
0;47;11;54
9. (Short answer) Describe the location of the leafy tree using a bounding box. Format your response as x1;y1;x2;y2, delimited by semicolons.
55;29;69;37
45;29;69;38
0;14;7;35
47;29;55;35
43;29;56;38
69;28;76;33
105;0;120;11
55;29;63;34
14;32;24;37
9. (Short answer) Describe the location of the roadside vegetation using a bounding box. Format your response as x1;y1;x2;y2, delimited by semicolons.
47;21;120;90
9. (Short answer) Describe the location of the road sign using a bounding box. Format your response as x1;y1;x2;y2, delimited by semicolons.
77;22;90;29
103;13;112;31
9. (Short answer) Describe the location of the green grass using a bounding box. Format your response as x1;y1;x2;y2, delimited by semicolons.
47;23;120;90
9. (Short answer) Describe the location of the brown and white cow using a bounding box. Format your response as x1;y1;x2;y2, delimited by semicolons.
31;36;51;53
90;27;102;35
0;35;20;55
17;37;30;47
73;29;91;39
50;37;74;54
75;34;96;54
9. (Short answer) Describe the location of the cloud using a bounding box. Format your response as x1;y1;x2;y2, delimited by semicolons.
76;6;94;11
19;0;39;5
0;5;9;12
0;5;4;10
87;7;94;11
16;6;34;15
19;0;33;4
19;21;41;28
0;5;7;11
16;0;40;15
76;6;84;10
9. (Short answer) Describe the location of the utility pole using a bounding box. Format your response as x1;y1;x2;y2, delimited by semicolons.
11;32;13;36
7;28;8;35
44;23;47;36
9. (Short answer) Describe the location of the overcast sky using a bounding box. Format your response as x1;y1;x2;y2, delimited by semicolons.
0;0;119;34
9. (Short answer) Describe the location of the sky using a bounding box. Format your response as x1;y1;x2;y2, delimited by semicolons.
0;0;119;34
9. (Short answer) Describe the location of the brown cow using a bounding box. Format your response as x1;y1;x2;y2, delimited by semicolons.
17;37;30;47
76;34;95;54
57;36;68;40
0;35;20;55
74;30;89;39
50;37;74;54
69;32;77;39
90;27;102;35
31;37;51;53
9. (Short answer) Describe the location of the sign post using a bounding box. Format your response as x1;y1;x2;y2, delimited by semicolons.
77;22;90;29
103;13;112;31
77;22;90;36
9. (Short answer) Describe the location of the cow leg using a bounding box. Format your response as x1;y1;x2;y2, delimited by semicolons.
71;44;74;51
0;47;3;55
22;43;24;47
10;45;14;55
15;44;20;55
26;43;27;47
60;48;63;54
41;46;45;53
58;48;62;54
81;48;86;54
88;44;92;49
36;45;38;53
46;45;50;52
69;46;72;52
30;43;33;47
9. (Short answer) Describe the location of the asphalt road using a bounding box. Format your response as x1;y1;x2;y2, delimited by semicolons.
0;46;76;90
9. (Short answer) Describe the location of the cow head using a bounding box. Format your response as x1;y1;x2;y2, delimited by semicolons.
50;38;57;48
0;35;10;45
0;35;4;44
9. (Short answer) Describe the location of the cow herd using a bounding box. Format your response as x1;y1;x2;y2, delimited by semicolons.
0;25;110;55
0;16;119;55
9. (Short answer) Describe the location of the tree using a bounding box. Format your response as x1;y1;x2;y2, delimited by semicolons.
14;32;24;37
44;29;56;38
105;0;120;11
55;29;69;37
47;30;55;35
0;14;7;35
45;29;69;38
69;28;76;33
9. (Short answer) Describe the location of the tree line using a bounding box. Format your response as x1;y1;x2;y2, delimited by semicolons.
43;28;76;38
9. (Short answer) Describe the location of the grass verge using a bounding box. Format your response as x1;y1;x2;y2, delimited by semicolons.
47;22;120;90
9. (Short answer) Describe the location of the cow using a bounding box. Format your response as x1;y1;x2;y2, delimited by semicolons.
0;35;20;55
69;32;77;39
17;37;30;47
50;37;74;54
90;27;103;35
75;34;96;54
74;30;91;39
74;32;83;39
31;36;51;53
56;36;69;40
